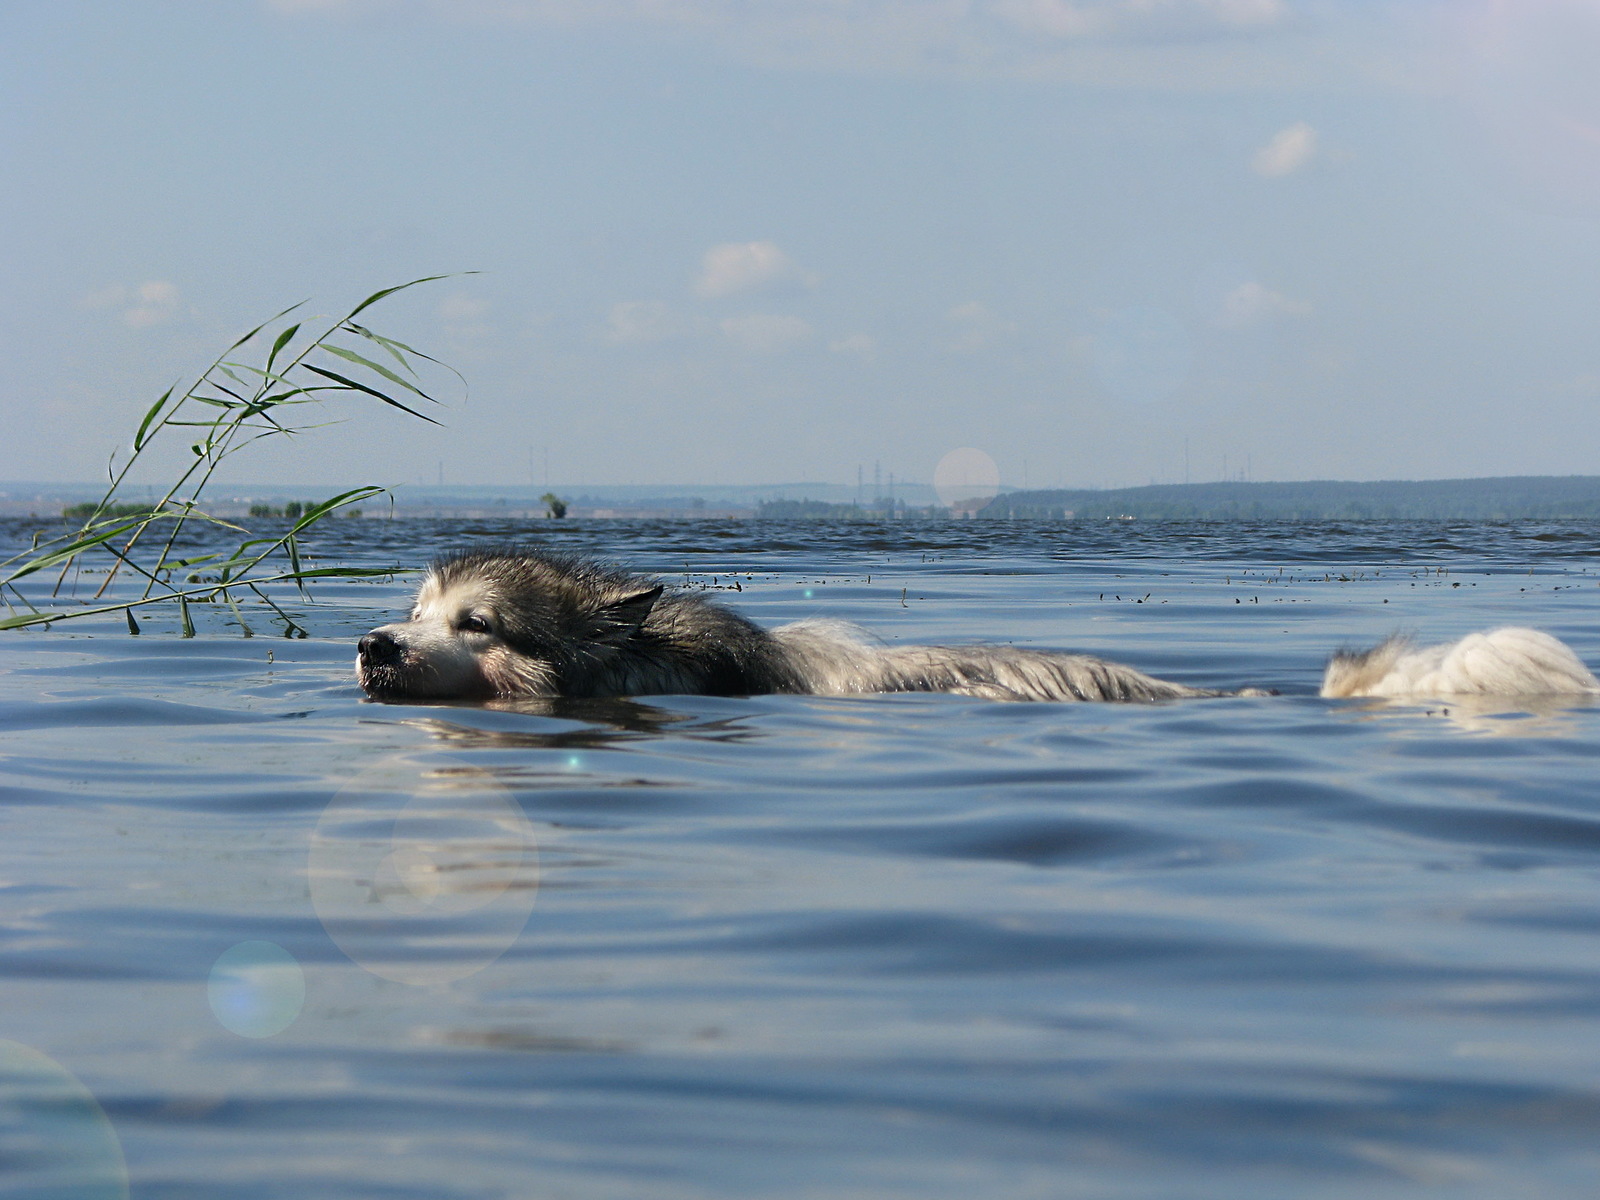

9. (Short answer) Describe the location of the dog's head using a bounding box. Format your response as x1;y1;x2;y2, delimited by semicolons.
357;549;663;701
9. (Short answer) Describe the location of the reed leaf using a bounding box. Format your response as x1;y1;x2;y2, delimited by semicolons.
0;276;465;636
222;589;253;637
0;567;403;631
265;323;302;375
345;273;461;320
10;516;161;580
343;321;467;382
342;322;418;373
225;300;305;354
133;387;177;453
318;344;436;400
299;365;443;425
287;535;306;596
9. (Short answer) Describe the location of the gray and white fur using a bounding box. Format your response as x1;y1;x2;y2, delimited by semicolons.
357;548;1243;703
357;548;1600;704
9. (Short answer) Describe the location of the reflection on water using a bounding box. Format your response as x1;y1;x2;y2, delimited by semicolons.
408;695;762;743
310;761;540;985
1335;692;1600;738
4;518;1600;1197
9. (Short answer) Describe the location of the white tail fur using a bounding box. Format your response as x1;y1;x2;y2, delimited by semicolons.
1321;627;1600;698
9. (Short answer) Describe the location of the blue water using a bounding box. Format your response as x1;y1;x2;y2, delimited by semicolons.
4;518;1600;1198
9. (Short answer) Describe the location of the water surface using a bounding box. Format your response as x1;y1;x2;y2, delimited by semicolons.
3;518;1600;1198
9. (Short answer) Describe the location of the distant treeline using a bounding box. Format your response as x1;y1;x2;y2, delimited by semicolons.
248;501;362;519
755;498;913;520
980;477;1600;521
62;501;150;520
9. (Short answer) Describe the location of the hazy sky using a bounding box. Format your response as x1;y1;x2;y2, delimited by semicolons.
7;0;1600;492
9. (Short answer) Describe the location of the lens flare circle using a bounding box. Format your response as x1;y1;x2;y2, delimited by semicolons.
0;1040;129;1199
208;941;305;1038
310;760;540;985
933;447;1001;513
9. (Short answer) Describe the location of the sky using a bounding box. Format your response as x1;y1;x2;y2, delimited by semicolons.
7;0;1600;493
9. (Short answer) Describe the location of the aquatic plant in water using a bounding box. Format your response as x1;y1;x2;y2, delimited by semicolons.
0;276;462;637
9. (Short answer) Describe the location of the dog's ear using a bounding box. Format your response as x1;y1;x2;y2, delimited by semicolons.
586;585;663;644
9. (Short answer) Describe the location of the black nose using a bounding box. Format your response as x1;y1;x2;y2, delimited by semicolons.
359;631;400;664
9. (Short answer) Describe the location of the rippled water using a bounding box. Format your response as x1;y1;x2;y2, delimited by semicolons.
4;517;1600;1198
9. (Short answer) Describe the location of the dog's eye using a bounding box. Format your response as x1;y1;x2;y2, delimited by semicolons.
459;615;492;634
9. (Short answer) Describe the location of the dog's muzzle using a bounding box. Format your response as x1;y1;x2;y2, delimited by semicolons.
359;630;402;666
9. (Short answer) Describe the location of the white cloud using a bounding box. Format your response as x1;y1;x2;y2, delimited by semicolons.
80;284;128;310
695;241;813;298
1252;121;1317;177
991;0;1108;39
439;293;491;322
264;0;373;12
82;280;187;327
1201;0;1284;25
720;313;813;353
945;301;1014;353
262;1;1393;91
122;280;182;328
296;0;1290;42
438;292;494;345
991;0;1285;40
1215;280;1311;328
606;300;692;344
829;332;878;358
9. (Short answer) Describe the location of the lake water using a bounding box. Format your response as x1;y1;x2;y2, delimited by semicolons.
4;517;1600;1198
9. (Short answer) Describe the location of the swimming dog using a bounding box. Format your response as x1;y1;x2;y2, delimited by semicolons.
357;548;1248;702
356;548;1600;703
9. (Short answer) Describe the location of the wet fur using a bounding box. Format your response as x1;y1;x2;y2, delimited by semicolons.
358;548;1600;704
1320;627;1600;698
358;548;1239;703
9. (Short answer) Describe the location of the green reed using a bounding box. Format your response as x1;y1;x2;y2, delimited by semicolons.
0;276;464;637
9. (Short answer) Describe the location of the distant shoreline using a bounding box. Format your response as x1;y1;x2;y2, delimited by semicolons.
6;476;1600;522
980;476;1600;522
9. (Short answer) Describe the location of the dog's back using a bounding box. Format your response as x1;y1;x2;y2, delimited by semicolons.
770;619;1220;701
539;569;1224;702
359;547;1233;702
